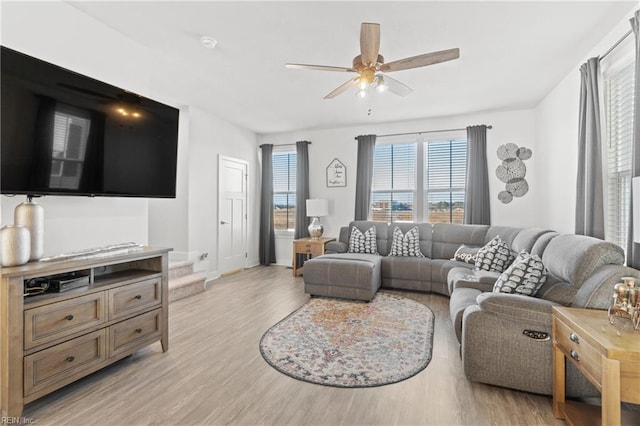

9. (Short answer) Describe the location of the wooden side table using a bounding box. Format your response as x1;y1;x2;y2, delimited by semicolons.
552;306;640;426
292;237;335;276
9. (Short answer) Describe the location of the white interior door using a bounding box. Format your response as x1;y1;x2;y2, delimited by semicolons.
218;156;248;275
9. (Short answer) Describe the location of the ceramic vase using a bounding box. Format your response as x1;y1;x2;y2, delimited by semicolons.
15;201;44;261
1;225;31;266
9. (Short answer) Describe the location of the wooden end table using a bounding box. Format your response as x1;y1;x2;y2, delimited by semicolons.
292;237;335;276
552;306;640;426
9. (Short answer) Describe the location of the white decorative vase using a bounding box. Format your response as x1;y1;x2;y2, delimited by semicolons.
15;201;44;261
1;225;31;266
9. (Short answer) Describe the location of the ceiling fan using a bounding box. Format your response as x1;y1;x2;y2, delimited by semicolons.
286;22;460;99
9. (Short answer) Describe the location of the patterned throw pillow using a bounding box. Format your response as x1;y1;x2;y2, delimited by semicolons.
388;226;424;257
348;226;378;254
474;236;515;272
493;251;547;296
452;245;479;264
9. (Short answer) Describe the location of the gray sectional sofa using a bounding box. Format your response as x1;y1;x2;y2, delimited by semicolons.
302;220;640;396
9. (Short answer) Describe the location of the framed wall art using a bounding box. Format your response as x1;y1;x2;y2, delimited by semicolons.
326;158;346;187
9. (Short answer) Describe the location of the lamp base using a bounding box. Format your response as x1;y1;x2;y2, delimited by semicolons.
308;217;324;239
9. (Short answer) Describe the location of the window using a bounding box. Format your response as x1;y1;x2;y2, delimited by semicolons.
602;36;635;253
425;140;467;224
370;137;467;223
272;148;296;231
371;143;417;222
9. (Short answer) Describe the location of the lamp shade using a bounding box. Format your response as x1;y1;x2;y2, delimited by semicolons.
633;177;640;243
306;199;329;217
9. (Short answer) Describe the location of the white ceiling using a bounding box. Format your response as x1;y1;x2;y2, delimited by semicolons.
67;1;636;134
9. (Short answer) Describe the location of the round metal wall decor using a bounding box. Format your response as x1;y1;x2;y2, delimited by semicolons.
496;143;532;204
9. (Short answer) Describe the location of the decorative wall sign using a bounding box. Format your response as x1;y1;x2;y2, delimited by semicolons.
326;158;347;187
496;143;532;204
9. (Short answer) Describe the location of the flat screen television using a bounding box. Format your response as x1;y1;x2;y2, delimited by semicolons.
1;46;179;198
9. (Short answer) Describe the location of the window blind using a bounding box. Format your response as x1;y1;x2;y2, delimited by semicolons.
272;150;297;231
604;60;635;252
371;143;417;222
424;140;467;224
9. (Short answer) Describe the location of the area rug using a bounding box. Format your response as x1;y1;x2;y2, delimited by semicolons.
259;292;435;388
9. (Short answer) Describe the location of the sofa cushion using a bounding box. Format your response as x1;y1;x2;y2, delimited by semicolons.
492;251;547;296
388;226;424;257
448;267;501;294
542;234;625;289
449;287;482;343
510;228;554;254
475;236;515;272
348;225;378;254
432;223;488;260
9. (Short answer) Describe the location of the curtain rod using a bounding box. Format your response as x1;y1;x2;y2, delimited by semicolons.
259;141;311;148
600;29;633;61
355;125;493;140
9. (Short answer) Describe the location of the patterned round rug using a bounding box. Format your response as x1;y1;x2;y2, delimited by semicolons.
259;292;435;388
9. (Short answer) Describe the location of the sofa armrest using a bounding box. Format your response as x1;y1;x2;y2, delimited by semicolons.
476;293;561;328
325;241;348;254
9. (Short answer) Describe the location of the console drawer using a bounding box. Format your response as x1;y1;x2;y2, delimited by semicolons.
108;277;162;320
294;241;324;255
555;317;602;387
24;292;106;350
24;329;107;397
109;309;162;358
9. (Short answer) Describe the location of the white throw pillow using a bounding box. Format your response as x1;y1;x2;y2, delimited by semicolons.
388;226;424;257
493;250;547;296
348;226;378;254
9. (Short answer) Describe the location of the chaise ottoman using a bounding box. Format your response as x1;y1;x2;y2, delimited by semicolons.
302;253;382;301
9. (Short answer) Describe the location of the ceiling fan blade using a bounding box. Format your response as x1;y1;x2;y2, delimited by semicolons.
285;63;356;72
381;74;413;97
360;23;380;67
380;48;460;73
324;77;360;99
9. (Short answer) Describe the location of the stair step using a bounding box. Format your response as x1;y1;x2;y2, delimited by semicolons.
169;272;206;303
169;260;195;280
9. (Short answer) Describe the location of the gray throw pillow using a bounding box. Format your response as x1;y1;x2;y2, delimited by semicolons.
475;236;515;272
388;226;424;257
493;250;547;296
348;226;378;254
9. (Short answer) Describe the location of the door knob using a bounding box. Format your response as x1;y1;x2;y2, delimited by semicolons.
220;221;229;225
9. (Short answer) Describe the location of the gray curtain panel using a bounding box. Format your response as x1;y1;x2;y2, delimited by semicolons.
464;125;491;225
628;11;640;269
354;134;376;220
575;57;605;240
259;144;276;265
295;141;311;266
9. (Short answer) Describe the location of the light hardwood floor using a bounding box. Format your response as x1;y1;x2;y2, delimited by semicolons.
22;266;562;425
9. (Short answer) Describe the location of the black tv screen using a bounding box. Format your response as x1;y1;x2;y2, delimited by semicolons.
1;46;179;198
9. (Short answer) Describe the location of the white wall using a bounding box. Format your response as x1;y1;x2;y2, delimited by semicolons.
534;4;638;234
1;2;260;273
261;109;541;266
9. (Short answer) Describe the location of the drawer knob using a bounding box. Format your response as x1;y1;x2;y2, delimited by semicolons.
570;349;580;361
135;328;142;334
134;295;142;300
66;356;75;363
65;315;74;321
569;332;579;343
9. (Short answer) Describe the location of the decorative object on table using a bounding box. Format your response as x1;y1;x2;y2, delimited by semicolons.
306;199;329;238
326;158;346;187
259;292;434;387
0;225;31;267
14;196;44;261
496;143;532;204
608;276;640;330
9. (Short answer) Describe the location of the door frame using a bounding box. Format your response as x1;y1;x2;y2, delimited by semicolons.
217;155;249;275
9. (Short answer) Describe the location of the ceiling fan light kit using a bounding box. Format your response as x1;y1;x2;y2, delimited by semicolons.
285;22;460;99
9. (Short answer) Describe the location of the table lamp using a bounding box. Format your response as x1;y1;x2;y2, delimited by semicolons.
306;199;329;239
